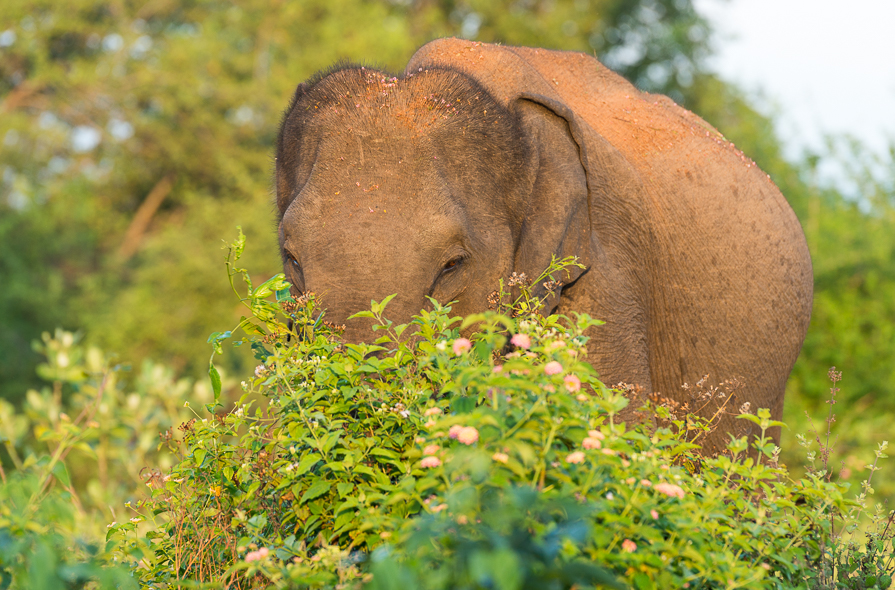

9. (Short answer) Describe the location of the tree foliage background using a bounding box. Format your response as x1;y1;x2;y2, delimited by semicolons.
1;0;893;474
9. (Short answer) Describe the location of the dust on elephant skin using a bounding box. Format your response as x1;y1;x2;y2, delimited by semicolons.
274;39;813;456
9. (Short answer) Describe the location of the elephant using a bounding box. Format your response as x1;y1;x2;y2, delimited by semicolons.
274;38;813;455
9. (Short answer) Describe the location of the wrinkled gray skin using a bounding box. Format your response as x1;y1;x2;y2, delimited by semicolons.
275;41;813;455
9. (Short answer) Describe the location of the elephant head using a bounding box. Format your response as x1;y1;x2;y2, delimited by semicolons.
275;66;595;342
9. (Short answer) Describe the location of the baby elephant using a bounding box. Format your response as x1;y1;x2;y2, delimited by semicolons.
275;39;813;454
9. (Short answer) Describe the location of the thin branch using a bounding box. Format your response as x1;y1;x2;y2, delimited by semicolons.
117;173;176;261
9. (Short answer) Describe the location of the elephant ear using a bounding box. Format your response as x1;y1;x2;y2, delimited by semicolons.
512;93;593;312
276;81;318;216
512;92;651;313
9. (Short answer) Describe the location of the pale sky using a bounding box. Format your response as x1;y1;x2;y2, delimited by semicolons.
694;0;895;167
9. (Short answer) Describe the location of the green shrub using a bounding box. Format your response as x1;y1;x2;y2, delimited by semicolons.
3;230;893;589
108;230;884;590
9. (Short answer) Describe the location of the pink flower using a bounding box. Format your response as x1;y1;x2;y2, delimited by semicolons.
601;448;615;456
431;503;448;513
544;384;556;392
548;340;566;351
625;477;636;485
420;456;442;468
423;444;440;456
654;482;686;499
544;361;563;375
621;539;637;553
452;338;472;355
424;407;441;417
492;364;503;373
448;425;463;439
457;426;479;445
582;437;601;450
510;333;531;349
563;374;581;392
492;452;509;463
640;479;652;487
245;547;270;562
651;509;659;519
576;393;588;402
587;430;605;440
566;451;586;464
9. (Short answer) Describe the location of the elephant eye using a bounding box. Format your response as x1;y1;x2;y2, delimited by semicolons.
441;256;464;274
284;253;304;286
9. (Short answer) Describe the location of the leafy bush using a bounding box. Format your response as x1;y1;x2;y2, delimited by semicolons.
105;230;887;590
3;231;894;589
0;331;214;588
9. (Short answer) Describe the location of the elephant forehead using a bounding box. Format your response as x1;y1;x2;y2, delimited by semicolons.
283;161;468;256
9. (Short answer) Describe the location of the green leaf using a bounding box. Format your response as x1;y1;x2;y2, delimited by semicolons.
452;395;476;414
253;273;289;299
230;227;246;260
300;478;332;504
194;448;207;467
208;363;222;401
52;461;71;488
348;310;376;319
294;453;322;476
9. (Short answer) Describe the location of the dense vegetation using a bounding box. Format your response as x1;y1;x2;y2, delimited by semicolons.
4;242;894;588
1;0;894;587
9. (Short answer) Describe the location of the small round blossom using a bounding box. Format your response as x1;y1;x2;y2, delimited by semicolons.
492;364;503;373
548;340;566;351
544;361;563;375
510;333;531;349
452;338;472;355
576;393;588;402
587;430;605;440
246;547;270;562
601;448;616;456
420;456;442;468
424;407;441;417
423;444;440;456
457;426;479;445
625;477;636;485
492;452;509;464
582;436;602;450
622;539;637;553
563;374;581;392
641;479;652;487
651;509;659;519
431;503;448;513
448;424;464;439
566;451;586;464
654;482;686;499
